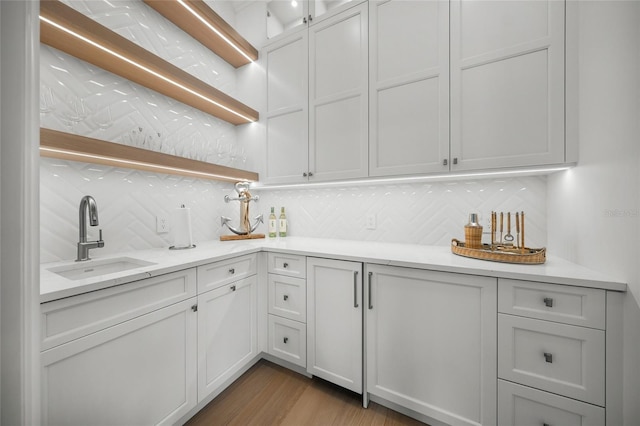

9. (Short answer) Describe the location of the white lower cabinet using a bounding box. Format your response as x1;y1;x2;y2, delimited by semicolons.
498;380;605;426
197;275;257;402
41;298;198;426
307;257;363;393
365;264;497;426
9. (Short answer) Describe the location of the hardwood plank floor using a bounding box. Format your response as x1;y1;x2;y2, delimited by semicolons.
186;360;427;426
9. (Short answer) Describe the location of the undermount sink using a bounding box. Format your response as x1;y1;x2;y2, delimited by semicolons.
48;257;157;281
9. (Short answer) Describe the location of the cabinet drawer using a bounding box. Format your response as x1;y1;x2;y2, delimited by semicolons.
268;315;306;368
267;252;306;278
498;314;605;406
498;380;605;426
498;279;605;329
197;254;257;293
268;274;306;322
41;268;197;350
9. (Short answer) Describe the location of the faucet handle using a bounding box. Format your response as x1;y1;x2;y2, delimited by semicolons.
98;229;105;248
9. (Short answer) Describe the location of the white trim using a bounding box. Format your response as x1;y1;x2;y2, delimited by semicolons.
0;1;40;424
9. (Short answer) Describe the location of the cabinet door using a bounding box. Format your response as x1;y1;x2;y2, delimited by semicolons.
309;3;368;181
264;31;309;184
369;0;449;176
41;298;197;426
365;265;497;426
197;276;257;402
450;0;565;171
307;257;363;393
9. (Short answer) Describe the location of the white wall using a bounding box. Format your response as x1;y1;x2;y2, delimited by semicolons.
547;1;640;423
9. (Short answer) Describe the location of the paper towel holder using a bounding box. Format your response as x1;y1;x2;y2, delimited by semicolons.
169;204;197;250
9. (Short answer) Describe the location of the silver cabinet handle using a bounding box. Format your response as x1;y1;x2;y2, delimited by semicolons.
230;285;236;292
283;262;289;268
284;294;289;301
353;271;359;308
283;337;289;344
543;352;553;363
543;297;554;308
229;268;235;274
368;272;373;309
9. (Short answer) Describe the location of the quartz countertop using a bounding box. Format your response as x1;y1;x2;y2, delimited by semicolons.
40;237;627;303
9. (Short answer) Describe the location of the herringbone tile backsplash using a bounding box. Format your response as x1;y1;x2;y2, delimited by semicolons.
39;0;547;263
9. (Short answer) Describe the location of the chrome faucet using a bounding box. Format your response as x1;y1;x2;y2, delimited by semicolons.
76;195;104;261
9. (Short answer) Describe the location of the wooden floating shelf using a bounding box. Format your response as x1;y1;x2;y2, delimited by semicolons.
39;0;259;126
144;0;258;68
40;128;259;183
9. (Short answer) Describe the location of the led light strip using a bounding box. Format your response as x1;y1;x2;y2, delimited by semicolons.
252;165;574;190
39;15;256;123
176;0;255;64
40;147;254;182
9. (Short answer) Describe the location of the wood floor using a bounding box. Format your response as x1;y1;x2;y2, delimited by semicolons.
186;360;427;426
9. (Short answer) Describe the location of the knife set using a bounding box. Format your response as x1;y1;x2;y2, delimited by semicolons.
452;211;546;264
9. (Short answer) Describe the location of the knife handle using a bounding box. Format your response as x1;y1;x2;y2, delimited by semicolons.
507;212;511;232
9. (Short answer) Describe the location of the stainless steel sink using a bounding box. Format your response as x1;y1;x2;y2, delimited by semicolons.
48;257;156;281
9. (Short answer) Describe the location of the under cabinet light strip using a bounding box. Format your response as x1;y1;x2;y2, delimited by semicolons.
39;15;256;123
252;165;574;190
39;147;254;182
176;0;255;64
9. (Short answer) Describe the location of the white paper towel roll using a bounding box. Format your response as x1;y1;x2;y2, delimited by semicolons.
172;206;193;248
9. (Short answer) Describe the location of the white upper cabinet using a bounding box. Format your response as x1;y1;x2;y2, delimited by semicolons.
450;0;566;171
309;3;369;181
369;0;449;176
264;2;369;184
265;32;309;184
267;0;367;40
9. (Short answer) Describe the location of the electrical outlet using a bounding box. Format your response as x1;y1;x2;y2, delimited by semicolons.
366;214;376;230
156;216;169;233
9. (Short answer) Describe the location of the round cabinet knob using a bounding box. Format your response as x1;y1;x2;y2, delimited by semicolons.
283;295;289;301
230;285;236;292
283;337;289;344
283;262;289;269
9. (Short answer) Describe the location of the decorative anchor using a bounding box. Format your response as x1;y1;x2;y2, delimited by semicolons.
221;182;264;236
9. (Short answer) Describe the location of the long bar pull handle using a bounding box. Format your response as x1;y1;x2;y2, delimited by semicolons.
368;272;373;309
354;271;359;308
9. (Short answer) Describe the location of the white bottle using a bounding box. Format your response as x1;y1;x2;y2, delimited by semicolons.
268;207;277;238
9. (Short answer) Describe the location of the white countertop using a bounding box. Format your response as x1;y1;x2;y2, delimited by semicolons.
40;237;627;303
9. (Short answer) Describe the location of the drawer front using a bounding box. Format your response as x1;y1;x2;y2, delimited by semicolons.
498;380;605;426
41;268;197;350
498;314;605;406
498;279;605;329
268;274;306;322
268;315;306;368
267;252;306;278
197;254;257;293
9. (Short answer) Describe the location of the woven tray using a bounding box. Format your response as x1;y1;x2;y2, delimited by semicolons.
451;239;546;264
